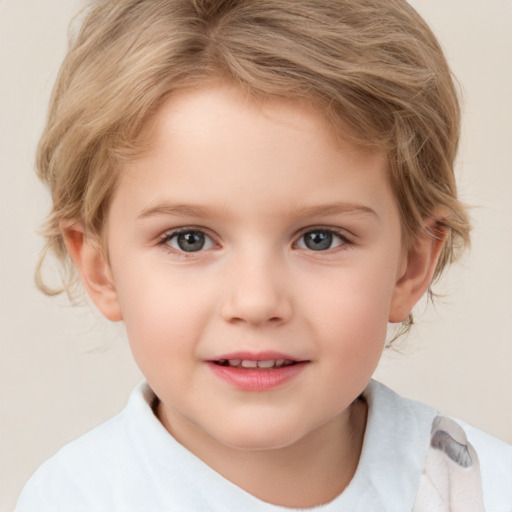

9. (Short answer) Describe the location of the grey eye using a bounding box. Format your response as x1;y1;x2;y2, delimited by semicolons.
298;230;346;251
168;230;213;252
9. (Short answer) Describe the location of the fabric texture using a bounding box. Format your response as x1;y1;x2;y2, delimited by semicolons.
15;381;512;512
413;415;485;512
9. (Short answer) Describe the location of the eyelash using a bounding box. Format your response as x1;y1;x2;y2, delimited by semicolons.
157;227;217;255
294;227;351;252
157;226;353;255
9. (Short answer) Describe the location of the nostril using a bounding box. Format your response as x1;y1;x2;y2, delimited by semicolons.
220;283;293;326
225;314;285;326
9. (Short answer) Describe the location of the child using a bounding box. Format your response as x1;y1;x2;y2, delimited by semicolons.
15;0;512;510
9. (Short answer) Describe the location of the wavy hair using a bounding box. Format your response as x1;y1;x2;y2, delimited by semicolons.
36;0;470;334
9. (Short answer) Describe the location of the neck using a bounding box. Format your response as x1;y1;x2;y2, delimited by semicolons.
157;398;367;508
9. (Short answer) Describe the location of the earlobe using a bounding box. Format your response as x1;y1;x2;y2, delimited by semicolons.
60;221;123;322
389;219;447;323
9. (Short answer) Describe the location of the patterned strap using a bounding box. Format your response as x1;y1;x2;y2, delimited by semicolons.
413;416;485;512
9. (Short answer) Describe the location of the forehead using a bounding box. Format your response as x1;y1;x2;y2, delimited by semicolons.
154;85;377;156
112;83;394;225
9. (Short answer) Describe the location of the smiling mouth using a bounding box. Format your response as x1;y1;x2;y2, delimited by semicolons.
207;356;308;390
213;359;298;370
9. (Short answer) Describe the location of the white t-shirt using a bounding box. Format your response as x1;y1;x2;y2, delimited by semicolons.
15;381;512;512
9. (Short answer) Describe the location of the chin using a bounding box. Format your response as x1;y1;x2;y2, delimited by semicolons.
209;420;311;452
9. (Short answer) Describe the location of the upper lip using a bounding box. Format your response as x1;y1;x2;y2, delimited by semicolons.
207;351;307;363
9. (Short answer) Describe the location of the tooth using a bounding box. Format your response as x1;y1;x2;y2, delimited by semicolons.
257;360;275;368
228;359;241;367
241;360;258;368
275;359;285;367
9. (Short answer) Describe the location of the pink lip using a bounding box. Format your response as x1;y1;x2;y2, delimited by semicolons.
211;351;302;362
206;351;309;392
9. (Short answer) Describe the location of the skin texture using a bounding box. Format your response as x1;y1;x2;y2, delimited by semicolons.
63;84;445;507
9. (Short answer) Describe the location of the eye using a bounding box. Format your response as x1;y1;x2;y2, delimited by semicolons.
296;229;348;251
161;229;215;253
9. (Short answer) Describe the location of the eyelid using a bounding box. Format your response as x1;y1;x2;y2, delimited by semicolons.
295;225;352;239
293;226;353;250
157;226;219;253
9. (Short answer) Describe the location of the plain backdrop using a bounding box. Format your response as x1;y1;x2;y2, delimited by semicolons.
1;1;511;511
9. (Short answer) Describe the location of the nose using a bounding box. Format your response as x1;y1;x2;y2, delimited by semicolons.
220;251;293;327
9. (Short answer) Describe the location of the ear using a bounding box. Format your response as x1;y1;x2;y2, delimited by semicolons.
61;221;123;322
389;218;447;323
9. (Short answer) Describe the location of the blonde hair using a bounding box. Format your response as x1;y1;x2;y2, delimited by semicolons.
36;0;470;323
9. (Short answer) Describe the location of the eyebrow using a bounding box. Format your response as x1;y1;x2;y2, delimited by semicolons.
137;201;379;221
138;203;214;220
288;203;379;220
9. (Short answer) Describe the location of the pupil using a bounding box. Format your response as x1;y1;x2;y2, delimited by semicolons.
305;231;332;251
177;231;205;252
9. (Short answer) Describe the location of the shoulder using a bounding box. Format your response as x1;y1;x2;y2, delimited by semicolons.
460;418;512;469
15;412;128;511
15;382;167;512
366;381;512;511
458;418;512;511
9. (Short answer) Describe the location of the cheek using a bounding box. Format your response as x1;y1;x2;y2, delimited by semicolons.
301;269;395;355
306;266;396;322
113;262;218;364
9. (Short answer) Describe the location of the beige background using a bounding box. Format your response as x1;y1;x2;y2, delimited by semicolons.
1;1;511;510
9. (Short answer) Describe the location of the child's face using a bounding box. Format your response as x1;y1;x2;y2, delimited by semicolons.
99;84;409;451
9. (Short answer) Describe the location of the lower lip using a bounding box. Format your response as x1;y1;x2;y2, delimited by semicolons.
206;362;308;391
